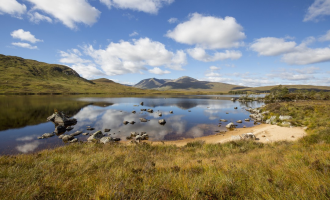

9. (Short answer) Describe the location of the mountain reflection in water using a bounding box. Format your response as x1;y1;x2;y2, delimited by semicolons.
0;95;264;155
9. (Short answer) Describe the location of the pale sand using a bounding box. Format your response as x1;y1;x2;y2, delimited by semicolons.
147;124;307;147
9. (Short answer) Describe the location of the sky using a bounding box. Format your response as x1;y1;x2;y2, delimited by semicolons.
1;0;330;87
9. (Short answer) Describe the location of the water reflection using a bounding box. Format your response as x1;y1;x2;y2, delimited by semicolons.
0;95;264;155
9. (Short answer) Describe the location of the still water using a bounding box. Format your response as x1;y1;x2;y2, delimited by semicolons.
0;95;264;155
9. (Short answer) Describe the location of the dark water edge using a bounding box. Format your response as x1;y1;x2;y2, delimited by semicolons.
0;95;264;155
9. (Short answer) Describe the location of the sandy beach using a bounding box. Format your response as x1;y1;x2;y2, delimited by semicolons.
149;124;307;146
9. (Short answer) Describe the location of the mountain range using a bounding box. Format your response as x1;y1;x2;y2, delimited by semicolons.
134;76;248;92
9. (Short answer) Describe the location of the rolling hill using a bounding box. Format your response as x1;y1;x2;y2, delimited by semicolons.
0;54;148;94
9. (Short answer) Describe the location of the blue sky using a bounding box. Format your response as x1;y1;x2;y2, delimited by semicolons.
1;0;330;86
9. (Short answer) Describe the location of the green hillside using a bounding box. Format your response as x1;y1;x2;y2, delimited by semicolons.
232;85;330;93
0;54;149;94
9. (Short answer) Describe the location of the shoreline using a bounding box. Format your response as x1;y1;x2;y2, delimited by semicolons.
138;124;307;146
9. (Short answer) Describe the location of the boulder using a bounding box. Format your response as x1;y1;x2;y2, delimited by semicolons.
104;129;111;132
86;127;95;130
140;102;144;106
220;119;228;122
130;121;135;124
100;137;113;144
113;138;121;142
66;126;73;131
54;125;66;134
158;113;162;116
47;112;77;125
266;116;277;125
132;111;136;114
140;118;148;122
58;134;65;139
244;118;250;121
236;120;242;123
170;111;173;114
141;109;147;111
70;131;82;137
226;122;235;129
234;107;238;109
241;133;256;140
82;132;89;136
147;109;153;113
41;133;55;138
158;119;166;125
62;135;74;142
123;121;129;125
87;131;104;142
69;138;78;143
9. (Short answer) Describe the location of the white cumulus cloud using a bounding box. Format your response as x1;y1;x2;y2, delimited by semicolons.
11;29;43;43
319;30;330;41
28;11;53;23
12;42;38;49
187;47;242;62
148;67;171;74
26;0;100;29
250;36;330;65
304;0;330;22
281;46;330;65
166;13;246;49
0;0;26;18
60;37;186;78
100;0;174;14
250;37;296;56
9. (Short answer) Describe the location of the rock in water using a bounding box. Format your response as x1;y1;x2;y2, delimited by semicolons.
82;132;89;136
69;138;78;143
41;133;55;138
62;135;74;142
87;131;104;142
123;121;129;125
70;131;82;136
104;129;111;132
158;119;166;125
226;122;235;129
54;125;66;134
140;118;147;122
236;120;242;123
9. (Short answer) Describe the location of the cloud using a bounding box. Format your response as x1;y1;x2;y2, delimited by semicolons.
0;0;26;18
281;46;330;65
319;30;330;41
11;29;43;43
60;37;186;78
12;42;38;49
168;17;178;23
129;31;139;37
59;49;91;63
250;37;296;56
251;36;330;65
209;66;220;70
100;0;174;14
148;67;171;74
166;13;246;49
304;0;330;22
187;47;242;62
205;72;221;77
293;66;320;74
71;63;106;79
26;0;100;29
28;11;53;23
